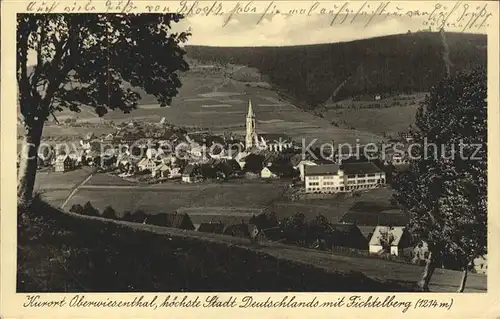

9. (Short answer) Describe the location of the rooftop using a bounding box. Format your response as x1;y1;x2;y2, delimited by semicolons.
304;163;340;176
341;162;384;175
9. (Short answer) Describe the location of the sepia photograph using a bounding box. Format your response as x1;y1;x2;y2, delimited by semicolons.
11;1;490;297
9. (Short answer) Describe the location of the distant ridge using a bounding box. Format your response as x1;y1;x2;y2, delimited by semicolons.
186;32;486;107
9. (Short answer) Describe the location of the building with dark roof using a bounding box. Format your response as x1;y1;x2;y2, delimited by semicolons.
341;162;384;175
340;210;408;227
144;213;195;230
328;223;369;250
197;222;225;234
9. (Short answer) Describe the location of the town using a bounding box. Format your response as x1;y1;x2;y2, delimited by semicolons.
24;99;486;275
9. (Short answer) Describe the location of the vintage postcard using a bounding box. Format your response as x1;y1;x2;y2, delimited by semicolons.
1;0;499;318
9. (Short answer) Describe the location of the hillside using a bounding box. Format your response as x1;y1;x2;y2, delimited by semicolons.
186;32;486;107
17;197;487;292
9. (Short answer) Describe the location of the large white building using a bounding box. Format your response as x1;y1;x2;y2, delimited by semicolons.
342;162;386;192
305;164;344;193
304;162;386;194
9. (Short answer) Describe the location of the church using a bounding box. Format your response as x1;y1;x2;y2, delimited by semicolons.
245;99;293;152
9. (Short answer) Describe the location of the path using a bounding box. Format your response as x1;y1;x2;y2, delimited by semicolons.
59;173;94;210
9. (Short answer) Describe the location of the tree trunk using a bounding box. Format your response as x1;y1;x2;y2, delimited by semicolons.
418;250;437;291
457;268;468;292
17;119;44;208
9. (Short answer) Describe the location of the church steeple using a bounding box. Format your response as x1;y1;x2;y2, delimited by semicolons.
247;99;254;118
245;99;257;150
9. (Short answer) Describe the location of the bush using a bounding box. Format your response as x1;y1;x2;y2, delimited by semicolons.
69;204;84;215
131;209;147;223
102;206;117;220
122;211;133;221
82;201;100;217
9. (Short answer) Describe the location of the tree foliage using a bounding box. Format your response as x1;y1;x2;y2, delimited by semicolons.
82;201;100;217
392;68;487;278
102;205;117;220
17;13;190;205
17;13;190;123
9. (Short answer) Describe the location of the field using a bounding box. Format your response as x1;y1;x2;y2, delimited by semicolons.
320;93;426;136
56;177;289;216
272;188;395;223
37;167;396;224
34;167;94;190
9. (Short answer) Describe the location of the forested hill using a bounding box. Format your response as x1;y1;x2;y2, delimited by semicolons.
186;32;487;107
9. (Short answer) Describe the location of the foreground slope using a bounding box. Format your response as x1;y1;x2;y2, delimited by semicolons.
18;198;486;292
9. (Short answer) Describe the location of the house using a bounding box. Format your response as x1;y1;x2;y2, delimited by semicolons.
297;160;317;181
143;213;194;230
357;226;377;241
328;224;368;250
197;222;225;234
260;166;279;179
104;133;114;141
182;164;197;183
340;210;409;227
137;157;156;172
152;162;170;178
181;209;253;230
304;164;343;193
223;223;260;239
68;152;82;166
54;155;74;172
260;227;285;242
223;159;242;177
168;166;182;179
235;151;249;170
368;226;412;256
473;255;487;275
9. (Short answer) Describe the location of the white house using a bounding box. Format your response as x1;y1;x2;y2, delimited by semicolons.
54;155;74;172
152;162;170;178
474;255;487;275
368;226;411;256
137;157;156;171
260;166;279;179
168;166;182;179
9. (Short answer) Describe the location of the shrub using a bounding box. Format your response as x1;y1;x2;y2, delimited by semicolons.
82;201;100;217
102;206;117;220
69;204;84;215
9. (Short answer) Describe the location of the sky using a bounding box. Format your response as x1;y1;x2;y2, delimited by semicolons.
26;2;491;64
171;1;491;47
175;13;425;46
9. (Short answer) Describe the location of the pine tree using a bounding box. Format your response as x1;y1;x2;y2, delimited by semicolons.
393;68;487;292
